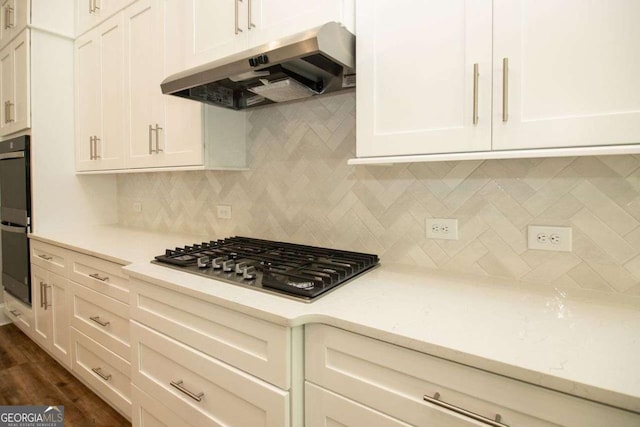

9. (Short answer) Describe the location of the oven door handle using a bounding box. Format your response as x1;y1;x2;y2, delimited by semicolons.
0;223;26;233
0;151;24;160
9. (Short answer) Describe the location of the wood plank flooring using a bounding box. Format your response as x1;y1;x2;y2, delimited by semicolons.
0;323;130;427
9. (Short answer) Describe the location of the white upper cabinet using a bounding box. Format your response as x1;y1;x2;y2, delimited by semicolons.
75;14;125;171
182;0;351;69
354;0;640;163
0;0;29;49
76;0;135;36
356;0;492;158
492;0;640;151
124;0;202;169
0;29;29;137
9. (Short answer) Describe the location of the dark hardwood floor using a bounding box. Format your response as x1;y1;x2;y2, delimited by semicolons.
0;323;130;426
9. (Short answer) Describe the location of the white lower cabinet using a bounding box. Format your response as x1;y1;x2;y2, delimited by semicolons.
306;324;640;427
31;264;70;368
131;321;290;427
306;382;412;427
70;327;131;418
2;289;33;334
132;385;195;427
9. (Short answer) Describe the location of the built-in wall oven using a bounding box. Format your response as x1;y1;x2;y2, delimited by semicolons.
0;136;31;305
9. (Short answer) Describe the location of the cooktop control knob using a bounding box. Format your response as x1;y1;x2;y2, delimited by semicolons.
197;256;210;268
243;266;257;280
235;261;248;275
212;257;225;269
222;259;235;272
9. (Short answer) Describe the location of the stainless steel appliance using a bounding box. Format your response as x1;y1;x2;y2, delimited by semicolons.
0;135;31;305
161;22;355;110
153;237;378;302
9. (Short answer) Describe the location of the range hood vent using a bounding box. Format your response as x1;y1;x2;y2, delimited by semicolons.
161;22;355;111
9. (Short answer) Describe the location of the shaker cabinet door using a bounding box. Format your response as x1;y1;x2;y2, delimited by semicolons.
356;0;493;158
492;0;640;150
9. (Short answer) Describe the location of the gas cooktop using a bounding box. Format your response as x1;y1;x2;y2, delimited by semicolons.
152;237;380;302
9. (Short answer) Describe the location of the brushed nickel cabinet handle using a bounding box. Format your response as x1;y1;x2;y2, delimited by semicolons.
39;282;45;308
248;0;255;29
235;0;242;34
4;6;8;29
7;101;13;123
148;124;154;154
502;57;509;122
92;367;112;381
89;272;109;281
89;0;94;14
94;0;101;12
9;309;20;317
423;393;509;427
94;137;101;159
473;63;479;126
38;254;53;261
154;124;163;153
7;5;13;28
89;316;110;327
89;136;94;160
44;284;51;309
170;380;204;402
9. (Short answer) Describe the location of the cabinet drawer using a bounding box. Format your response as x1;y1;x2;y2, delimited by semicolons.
131;279;290;389
306;382;412;427
70;281;130;361
131;385;195;427
306;325;640;427
3;290;32;333
131;321;289;427
70;327;131;418
31;241;67;275
69;251;129;303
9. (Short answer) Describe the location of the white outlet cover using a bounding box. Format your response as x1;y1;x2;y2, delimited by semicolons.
216;205;232;219
426;218;458;240
528;225;572;252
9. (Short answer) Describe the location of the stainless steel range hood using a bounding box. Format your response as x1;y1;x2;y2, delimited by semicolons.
161;22;355;111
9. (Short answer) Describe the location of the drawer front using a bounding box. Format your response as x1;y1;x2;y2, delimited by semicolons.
3;290;33;333
70;327;131;418
69;251;129;303
306;325;640;427
131;279;290;389
131;321;289;427
131;385;195;427
70;281;130;361
306;382;413;427
31;241;67;275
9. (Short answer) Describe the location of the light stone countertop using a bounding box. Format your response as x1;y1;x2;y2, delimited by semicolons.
29;225;640;414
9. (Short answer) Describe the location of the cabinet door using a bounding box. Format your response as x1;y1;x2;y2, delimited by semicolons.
75;30;100;171
95;14;125;169
493;0;640;150
31;265;51;349
182;0;248;68
8;29;28;134
0;37;12;136
247;0;345;48
124;0;164;169
50;273;70;368
356;0;492;158
0;0;13;48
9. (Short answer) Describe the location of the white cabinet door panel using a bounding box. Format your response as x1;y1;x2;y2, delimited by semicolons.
356;0;492;157
75;31;100;171
493;0;640;150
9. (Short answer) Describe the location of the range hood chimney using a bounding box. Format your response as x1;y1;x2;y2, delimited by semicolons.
161;22;355;111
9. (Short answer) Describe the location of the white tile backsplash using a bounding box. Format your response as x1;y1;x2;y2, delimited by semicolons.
117;93;640;295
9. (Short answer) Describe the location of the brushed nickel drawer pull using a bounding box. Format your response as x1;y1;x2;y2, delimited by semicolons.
472;63;479;125
170;380;204;402
43;284;51;309
9;309;20;317
38;254;53;261
89;273;109;281
423;393;508;427
89;316;110;327
92;367;111;381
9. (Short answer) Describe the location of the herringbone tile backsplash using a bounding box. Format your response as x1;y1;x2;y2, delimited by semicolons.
118;93;640;295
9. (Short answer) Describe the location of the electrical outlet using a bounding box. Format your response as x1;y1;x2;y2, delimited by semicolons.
426;218;458;240
132;202;142;213
216;205;232;219
528;226;572;252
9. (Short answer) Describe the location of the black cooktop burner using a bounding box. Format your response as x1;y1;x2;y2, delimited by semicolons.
152;237;379;302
